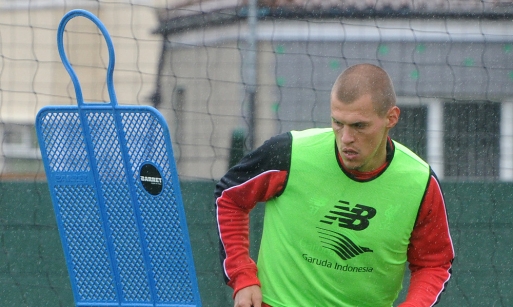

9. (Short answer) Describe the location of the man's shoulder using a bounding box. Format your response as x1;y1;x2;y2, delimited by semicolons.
290;127;333;139
392;140;429;167
290;128;334;148
390;140;431;181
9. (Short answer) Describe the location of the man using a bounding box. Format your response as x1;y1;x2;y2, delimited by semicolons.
215;63;454;307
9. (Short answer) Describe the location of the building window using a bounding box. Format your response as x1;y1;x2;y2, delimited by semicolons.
444;101;500;180
2;123;40;159
390;105;428;160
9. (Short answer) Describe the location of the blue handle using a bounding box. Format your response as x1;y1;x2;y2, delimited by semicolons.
57;9;118;108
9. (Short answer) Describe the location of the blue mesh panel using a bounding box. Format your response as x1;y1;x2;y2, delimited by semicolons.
121;112;195;303
37;107;201;306
86;111;152;302
55;185;117;301
39;112;90;172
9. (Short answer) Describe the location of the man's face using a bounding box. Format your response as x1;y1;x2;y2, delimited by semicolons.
331;93;399;172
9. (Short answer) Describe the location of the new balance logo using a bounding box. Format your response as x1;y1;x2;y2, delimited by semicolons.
320;201;376;231
317;227;373;260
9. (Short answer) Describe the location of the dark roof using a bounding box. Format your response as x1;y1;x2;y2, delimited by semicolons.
155;0;513;35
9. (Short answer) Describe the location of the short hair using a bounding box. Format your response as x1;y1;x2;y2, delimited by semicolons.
331;63;396;116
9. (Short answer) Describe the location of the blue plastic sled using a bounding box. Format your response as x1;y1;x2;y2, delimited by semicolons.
35;9;202;307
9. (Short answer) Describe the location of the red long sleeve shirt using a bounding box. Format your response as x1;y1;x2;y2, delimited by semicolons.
215;132;454;306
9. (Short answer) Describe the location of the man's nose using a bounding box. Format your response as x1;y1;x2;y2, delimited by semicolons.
340;127;355;144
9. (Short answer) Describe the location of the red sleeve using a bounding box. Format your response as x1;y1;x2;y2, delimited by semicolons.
214;132;292;298
399;174;455;307
216;170;288;297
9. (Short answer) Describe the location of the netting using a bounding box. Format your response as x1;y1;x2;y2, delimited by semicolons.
0;0;512;306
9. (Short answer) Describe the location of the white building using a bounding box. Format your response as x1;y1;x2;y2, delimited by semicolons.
0;0;165;178
154;0;513;181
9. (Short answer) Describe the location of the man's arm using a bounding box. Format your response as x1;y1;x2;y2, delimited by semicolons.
215;132;292;298
399;173;455;307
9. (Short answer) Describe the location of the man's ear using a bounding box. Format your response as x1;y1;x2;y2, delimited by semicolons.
386;106;400;128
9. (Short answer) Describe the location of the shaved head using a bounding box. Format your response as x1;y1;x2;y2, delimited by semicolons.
331;64;396;116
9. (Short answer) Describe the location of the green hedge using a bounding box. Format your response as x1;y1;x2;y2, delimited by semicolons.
0;181;511;306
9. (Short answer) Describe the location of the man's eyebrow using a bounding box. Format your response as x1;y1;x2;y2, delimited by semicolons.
332;117;368;125
351;122;367;127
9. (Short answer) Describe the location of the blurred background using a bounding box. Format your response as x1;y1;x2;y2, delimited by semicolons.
0;0;512;306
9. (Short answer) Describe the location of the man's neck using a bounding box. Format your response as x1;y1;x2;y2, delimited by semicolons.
338;137;394;180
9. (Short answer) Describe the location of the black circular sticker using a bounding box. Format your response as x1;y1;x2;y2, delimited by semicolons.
139;163;163;195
